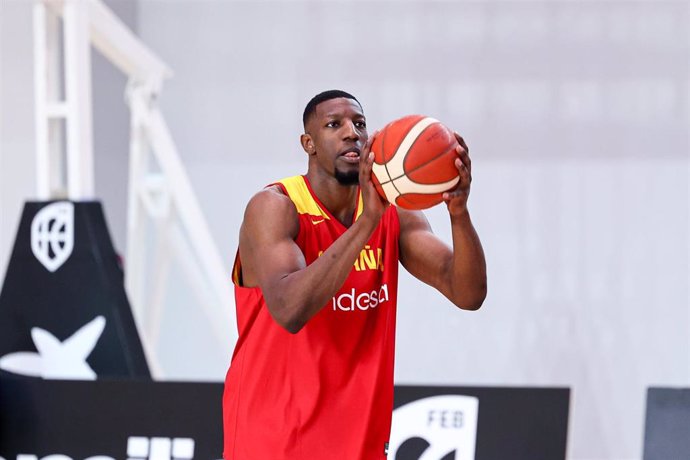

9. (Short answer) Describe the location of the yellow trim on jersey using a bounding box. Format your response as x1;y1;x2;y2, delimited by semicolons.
232;257;242;286
355;190;363;220
279;176;330;219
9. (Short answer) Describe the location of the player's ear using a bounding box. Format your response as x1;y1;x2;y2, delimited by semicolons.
300;134;315;155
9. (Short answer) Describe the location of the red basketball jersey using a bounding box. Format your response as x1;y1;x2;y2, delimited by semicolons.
223;175;400;460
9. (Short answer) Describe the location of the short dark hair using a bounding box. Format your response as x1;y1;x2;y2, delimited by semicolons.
302;90;361;129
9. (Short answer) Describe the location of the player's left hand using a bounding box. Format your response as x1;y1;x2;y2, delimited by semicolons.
442;133;472;215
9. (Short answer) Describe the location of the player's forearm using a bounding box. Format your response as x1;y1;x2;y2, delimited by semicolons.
265;215;379;333
445;209;487;310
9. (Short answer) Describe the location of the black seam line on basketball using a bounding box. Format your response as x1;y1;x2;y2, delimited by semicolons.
378;119;431;185
388;169;404;198
378;123;456;185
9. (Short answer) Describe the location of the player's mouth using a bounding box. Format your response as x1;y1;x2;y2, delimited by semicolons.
339;147;361;164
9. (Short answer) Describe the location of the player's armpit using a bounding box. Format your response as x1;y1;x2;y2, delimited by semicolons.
398;208;487;311
398;209;454;295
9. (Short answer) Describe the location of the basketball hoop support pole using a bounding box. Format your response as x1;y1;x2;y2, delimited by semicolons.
33;0;237;379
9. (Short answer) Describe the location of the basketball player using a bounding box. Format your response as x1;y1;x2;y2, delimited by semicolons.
223;90;486;459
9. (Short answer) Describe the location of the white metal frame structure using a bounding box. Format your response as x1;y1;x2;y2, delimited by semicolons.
33;0;236;378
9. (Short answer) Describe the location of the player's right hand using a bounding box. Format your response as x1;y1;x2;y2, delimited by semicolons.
359;132;389;222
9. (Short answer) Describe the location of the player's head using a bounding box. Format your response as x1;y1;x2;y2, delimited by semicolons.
302;90;361;130
301;90;367;186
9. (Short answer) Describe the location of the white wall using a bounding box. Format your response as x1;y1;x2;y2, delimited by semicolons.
135;2;689;458
1;1;688;459
1;1;36;283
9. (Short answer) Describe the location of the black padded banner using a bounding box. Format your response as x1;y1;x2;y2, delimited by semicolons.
393;385;570;460
0;201;149;379
643;387;690;459
0;376;570;460
0;374;222;459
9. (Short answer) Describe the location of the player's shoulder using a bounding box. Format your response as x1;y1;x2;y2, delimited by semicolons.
257;183;289;200
245;184;295;215
242;183;299;233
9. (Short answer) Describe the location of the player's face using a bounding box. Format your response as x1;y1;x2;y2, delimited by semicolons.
307;98;368;185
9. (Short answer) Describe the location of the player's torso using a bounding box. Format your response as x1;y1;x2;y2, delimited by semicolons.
225;175;400;460
280;174;399;332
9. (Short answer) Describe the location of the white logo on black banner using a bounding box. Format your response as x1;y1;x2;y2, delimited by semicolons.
389;395;479;460
0;316;105;379
0;435;201;460
31;201;74;272
128;437;195;460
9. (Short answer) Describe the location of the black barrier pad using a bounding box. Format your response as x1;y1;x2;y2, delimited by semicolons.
0;375;570;459
395;385;570;460
643;387;690;459
0;374;224;458
0;201;149;378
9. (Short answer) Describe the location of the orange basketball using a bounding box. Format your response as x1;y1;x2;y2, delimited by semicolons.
370;115;460;210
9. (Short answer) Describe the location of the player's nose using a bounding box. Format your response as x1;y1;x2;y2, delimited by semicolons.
342;121;360;141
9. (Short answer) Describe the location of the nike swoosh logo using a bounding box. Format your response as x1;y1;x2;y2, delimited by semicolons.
311;219;325;225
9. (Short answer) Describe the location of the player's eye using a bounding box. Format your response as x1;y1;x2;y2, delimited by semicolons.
355;121;367;129
326;121;339;128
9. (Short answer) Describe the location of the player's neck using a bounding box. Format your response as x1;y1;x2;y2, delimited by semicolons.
306;172;359;227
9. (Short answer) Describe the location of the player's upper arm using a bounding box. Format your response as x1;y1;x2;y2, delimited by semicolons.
398;208;454;299
237;186;305;290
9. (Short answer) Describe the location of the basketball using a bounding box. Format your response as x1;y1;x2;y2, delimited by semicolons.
370;115;460;210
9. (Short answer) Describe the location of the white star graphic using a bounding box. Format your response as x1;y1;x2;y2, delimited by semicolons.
0;316;105;379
